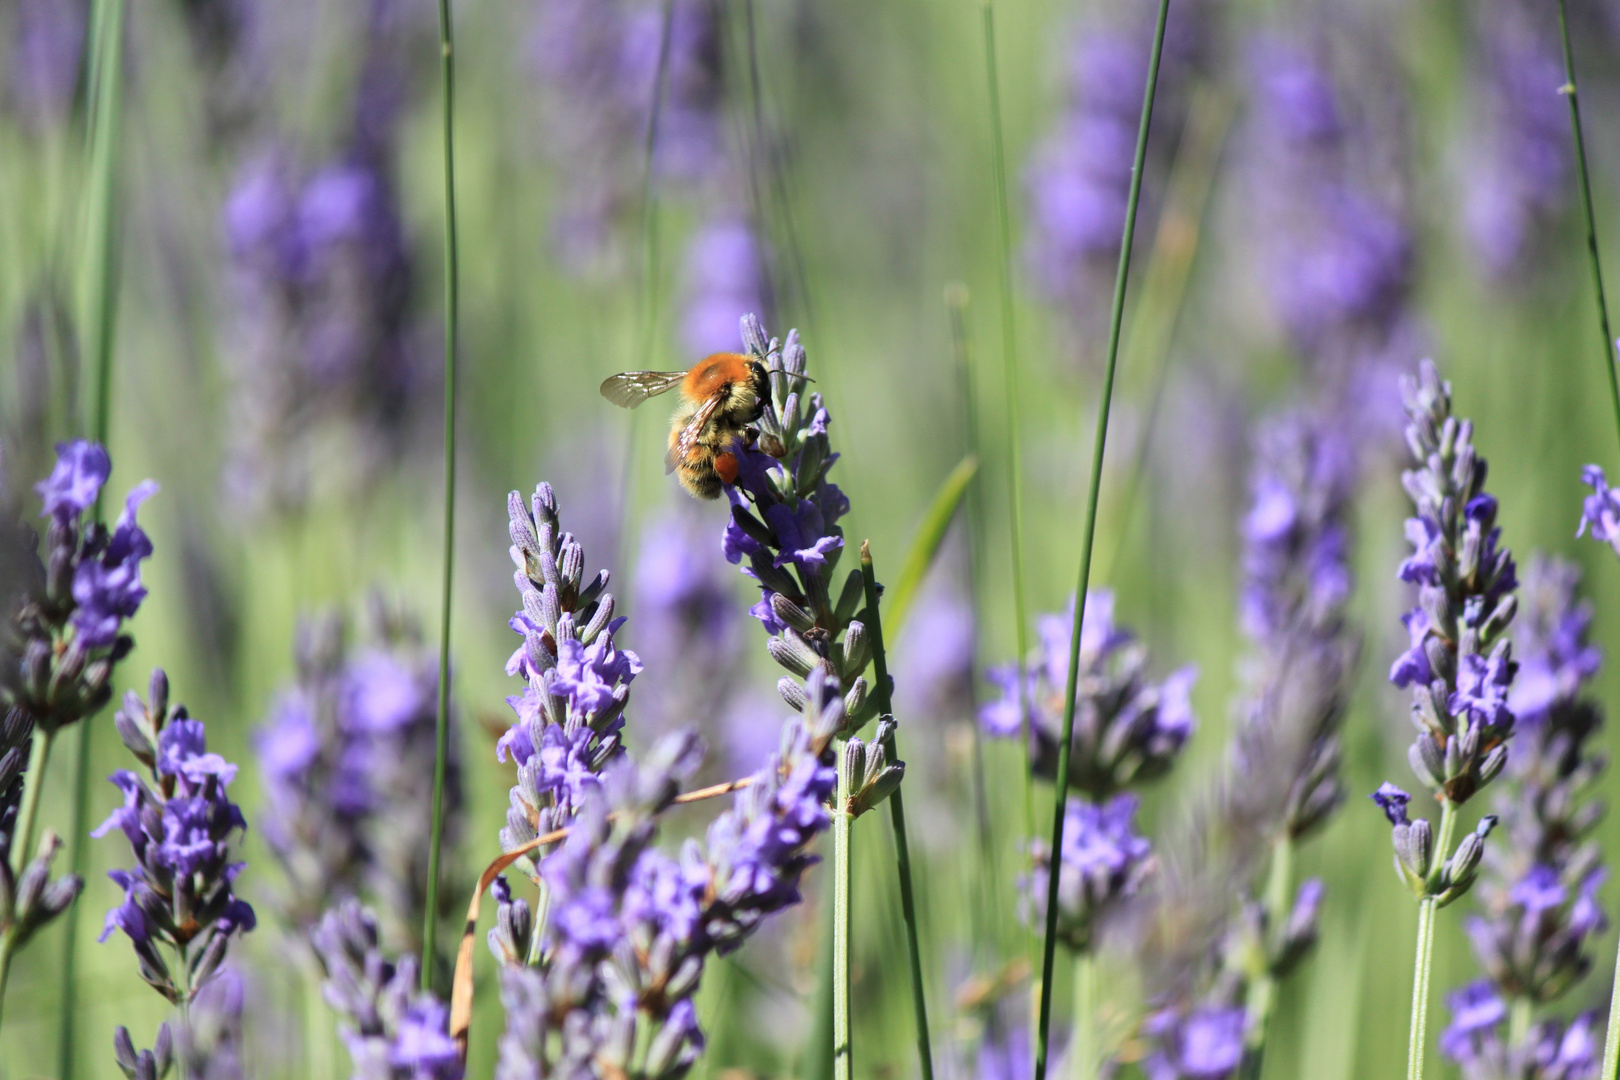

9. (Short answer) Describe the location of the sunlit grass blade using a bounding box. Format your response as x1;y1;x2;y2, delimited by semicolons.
979;0;1036;913
884;455;979;636
1554;0;1620;458
1032;0;1172;1075
57;0;127;1071
861;541;936;1080
1554;3;1620;1078
422;0;461;992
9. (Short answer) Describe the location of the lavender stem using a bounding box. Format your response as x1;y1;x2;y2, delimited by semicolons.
1240;835;1294;1079
0;728;56;1013
1070;950;1097;1080
1034;0;1171;1074
1406;801;1455;1080
422;0;461;991
832;741;854;1080
860;542;935;1080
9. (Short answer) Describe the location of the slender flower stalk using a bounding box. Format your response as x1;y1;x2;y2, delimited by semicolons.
1035;0;1172;1074
1375;360;1520;1080
859;543;933;1080
979;0;1036;850
422;0;460;993
60;0;126;1070
832;736;854;1080
1553;0;1620;455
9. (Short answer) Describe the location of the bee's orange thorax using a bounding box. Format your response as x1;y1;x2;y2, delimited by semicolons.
681;353;754;403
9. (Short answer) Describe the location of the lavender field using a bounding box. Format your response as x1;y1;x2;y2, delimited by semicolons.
5;0;1620;1078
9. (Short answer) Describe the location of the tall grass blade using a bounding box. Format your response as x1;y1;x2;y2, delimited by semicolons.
1032;0;1172;1075
1555;0;1620;456
58;0;126;1071
884;455;979;636
979;0;1036;893
832;740;854;1080
861;541;936;1080
422;0;461;991
948;285;1003;955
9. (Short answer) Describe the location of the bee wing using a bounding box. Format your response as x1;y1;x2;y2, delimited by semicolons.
665;394;725;475
599;370;687;409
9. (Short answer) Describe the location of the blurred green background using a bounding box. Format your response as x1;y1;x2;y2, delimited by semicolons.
5;0;1620;1076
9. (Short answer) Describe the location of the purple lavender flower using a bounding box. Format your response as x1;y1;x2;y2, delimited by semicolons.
1024;794;1150;950
221;134;424;515
311;900;462;1080
1142;1005;1248;1080
7;0;86;132
1443;556;1609;1062
1024;30;1145;307
720;317;873;737
629;508;747;751
1370;782;1498;904
94;671;256;1005
1388;361;1518;810
1225;411;1359;849
1459;0;1570;280
499;483;636;879
1576;464;1620;558
681;217;771;356
113;1024;175;1080
257;602;462;954
1441;978;1600;1080
979;590;1196;799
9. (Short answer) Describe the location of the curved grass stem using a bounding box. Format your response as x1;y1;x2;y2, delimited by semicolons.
422;0;460;991
1555;0;1620;455
1032;0;1172;1075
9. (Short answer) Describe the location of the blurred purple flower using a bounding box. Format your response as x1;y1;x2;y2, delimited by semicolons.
1024;794;1151;950
682;217;770;355
7;0;85;131
980;590;1196;799
1461;0;1569;278
1577;464;1620;558
1143;1005;1247;1080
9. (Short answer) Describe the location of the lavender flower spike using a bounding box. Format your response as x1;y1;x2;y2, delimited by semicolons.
1024;794;1150;951
499;482;636;879
3;439;157;733
94;671;255;1004
1442;555;1609;1072
979;590;1196;800
721;316;872;736
312;900;462;1080
1576;464;1620;558
1389;360;1518;809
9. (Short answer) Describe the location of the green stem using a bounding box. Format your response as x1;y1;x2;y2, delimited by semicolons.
1601;936;1620;1080
1241;836;1294;1080
948;286;1002;954
421;0;459;992
0;930;15;1030
859;543;935;1080
1554;0;1620;455
1070;950;1096;1080
11;727;58;879
59;2;125;1072
1033;0;1171;1074
1406;898;1437;1080
804;899;836;1080
978;0;1035;853
832;742;854;1080
1407;802;1457;1080
1508;996;1531;1050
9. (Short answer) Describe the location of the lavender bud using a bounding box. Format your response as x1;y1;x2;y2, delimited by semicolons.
841;621;870;679
778;677;808;712
114;1027;139;1074
769;593;817;634
768;630;821;679
842;677;868;723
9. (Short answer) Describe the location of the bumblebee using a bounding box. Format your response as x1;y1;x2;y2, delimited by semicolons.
599;352;771;499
